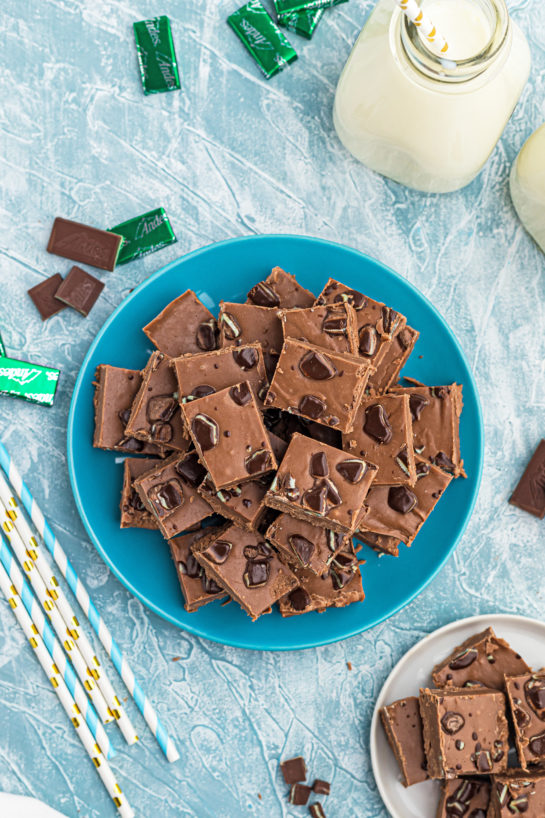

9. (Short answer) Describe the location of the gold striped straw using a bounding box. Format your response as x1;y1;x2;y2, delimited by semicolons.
397;0;449;54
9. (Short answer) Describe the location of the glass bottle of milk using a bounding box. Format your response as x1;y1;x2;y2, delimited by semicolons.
510;124;545;253
333;0;530;193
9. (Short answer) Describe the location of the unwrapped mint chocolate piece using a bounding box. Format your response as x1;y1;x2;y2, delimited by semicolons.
133;16;181;94
0;356;60;407
509;439;545;518
28;274;67;320
228;1;297;80
47;217;123;271
277;8;324;40
54;266;104;316
108;207;177;265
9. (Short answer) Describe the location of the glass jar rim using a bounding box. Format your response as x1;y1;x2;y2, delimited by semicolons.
399;0;510;83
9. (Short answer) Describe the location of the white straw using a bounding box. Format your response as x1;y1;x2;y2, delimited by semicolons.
0;561;135;818
397;0;449;54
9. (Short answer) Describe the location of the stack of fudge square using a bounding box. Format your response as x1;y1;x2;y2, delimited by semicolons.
381;627;545;816
93;266;465;621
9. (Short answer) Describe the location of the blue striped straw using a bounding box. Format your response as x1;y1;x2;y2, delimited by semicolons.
0;533;116;760
0;441;180;763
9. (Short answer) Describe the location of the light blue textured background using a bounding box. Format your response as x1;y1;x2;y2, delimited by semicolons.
1;1;545;816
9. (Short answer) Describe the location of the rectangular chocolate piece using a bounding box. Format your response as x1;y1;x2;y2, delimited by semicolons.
133;16;181;94
134;451;212;539
54;266;104;316
489;770;545;816
168;527;227;612
228;2;298;80
265;432;377;534
431;627;531;691
246;267;314;308
289;783;311;805
389;381;464;476
28;273;67;320
47;217;123;271
219;301;283;378
505;670;545;768
192;523;298;620
314;278;406;368
309;805;326;818
120;457;161;528
198;473;270;532
380;697;428;787
125;352;189;453
437;779;490;818
265;339;372;434
172;343;269;410
143;290;218;359
277;8;324;39
368;325;419;394
278;544;364;616
509;440;545;518
419;686;509;779
342;394;417;485
0;356;60;407
182;382;276;490
279;303;359;355
280;756;307;785
266;512;349;575
108;207;177;265
360;458;452;546
93;364;164;454
312;780;330;796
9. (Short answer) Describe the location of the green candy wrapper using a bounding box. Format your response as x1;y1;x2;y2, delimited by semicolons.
133;16;181;95
275;0;347;13
228;1;297;79
0;356;60;407
108;208;177;265
278;7;324;38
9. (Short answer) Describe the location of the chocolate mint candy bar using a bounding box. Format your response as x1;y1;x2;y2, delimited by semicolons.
28;273;67;321
133;16;181;95
280;756;307;785
47;217;123;271
143;290;218;359
54;266;104;316
228;1;297;80
108;207;177;265
0;356;60;407
509;439;545;518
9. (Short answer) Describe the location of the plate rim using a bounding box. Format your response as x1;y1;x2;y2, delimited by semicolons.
369;612;545;817
66;233;484;650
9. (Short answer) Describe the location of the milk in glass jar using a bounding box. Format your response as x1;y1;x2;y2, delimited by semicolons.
510;124;545;253
333;0;530;193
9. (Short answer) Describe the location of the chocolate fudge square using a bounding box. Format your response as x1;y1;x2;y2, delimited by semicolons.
198;473;271;532
134;451;213;538
419;687;509;779
143;289;218;358
265;433;377;534
432;627;530;690
246;266;314;308
368;325;419;395
355;529;400;557
218;301;283;378
182;382;276;491
509;440;545;518
359;459;452;545
437;779;490;818
168;528;227;612
389;380;465;477
380;696;428;787
264;339;372;434
93;364;164;455
120;457;161;529
343;394;417;485
314;278;406;367
489;770;545;816
172;343;269;409
125;351;189;452
278;544;364;616
278;302;359;356
192;523;298;620
266;512;350;575
505;671;545;768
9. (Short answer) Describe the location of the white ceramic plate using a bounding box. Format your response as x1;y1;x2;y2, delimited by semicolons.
370;613;545;818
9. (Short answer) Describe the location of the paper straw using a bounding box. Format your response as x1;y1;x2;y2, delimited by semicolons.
0;442;180;763
0;561;135;818
0;483;138;747
0;501;113;727
0;534;115;760
397;0;449;54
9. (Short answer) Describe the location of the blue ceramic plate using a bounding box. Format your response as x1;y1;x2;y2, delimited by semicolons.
67;235;483;651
